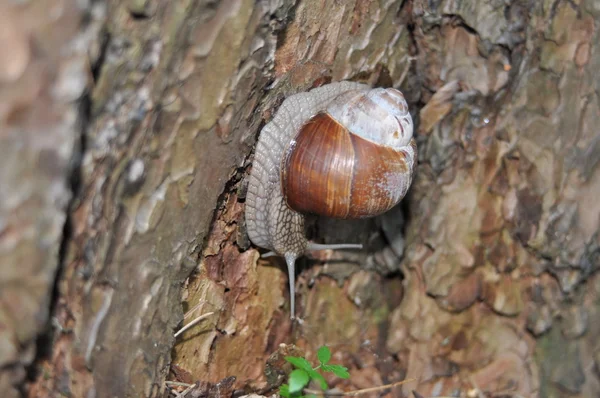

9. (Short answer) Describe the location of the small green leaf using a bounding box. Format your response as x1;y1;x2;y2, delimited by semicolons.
280;384;291;398
306;368;328;390
317;346;331;364
285;356;313;372
289;369;310;393
321;364;350;379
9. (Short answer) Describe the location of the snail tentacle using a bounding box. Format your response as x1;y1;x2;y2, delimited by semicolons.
306;242;364;251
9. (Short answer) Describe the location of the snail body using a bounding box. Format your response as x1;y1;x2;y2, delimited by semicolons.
245;81;416;318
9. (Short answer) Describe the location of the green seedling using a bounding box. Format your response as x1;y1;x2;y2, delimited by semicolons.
279;346;350;398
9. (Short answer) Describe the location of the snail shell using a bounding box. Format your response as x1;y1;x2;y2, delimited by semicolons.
281;88;416;218
245;81;416;318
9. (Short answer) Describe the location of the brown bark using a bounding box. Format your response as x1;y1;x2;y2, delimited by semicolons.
1;0;598;397
0;2;103;397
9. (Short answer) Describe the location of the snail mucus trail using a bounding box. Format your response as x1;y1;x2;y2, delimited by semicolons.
245;81;416;319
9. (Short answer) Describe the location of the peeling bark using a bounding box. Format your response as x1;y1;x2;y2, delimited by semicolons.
1;0;598;397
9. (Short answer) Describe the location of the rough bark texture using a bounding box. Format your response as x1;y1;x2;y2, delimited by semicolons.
0;0;598;397
0;2;103;397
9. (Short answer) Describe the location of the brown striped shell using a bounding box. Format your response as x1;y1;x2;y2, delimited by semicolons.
281;88;416;219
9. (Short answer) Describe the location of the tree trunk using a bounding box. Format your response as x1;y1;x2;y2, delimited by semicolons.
2;0;599;397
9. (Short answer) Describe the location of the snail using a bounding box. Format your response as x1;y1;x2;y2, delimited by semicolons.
245;81;416;318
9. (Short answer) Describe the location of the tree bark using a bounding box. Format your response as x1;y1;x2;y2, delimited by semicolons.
0;0;598;397
0;1;103;397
